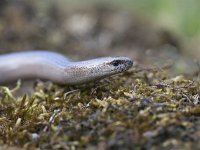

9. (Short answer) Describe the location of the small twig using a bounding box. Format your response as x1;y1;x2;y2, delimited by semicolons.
43;109;62;132
63;89;79;100
182;93;192;103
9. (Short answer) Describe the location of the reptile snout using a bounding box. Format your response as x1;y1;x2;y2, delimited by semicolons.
123;58;133;70
127;59;133;68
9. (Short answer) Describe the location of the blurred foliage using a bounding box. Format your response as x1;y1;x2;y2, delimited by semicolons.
59;0;200;38
123;0;200;38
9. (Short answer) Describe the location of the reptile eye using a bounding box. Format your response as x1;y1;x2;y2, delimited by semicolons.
110;60;122;67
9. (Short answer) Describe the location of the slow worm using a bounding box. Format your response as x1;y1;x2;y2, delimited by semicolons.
0;51;133;84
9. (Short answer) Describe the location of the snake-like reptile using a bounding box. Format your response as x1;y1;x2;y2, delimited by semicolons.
0;51;133;84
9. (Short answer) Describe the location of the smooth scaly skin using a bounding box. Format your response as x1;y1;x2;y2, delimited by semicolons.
0;51;133;85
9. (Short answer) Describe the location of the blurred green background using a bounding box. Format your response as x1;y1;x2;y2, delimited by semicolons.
119;0;200;38
58;0;200;38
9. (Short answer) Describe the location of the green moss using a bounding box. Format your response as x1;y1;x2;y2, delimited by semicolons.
0;65;200;149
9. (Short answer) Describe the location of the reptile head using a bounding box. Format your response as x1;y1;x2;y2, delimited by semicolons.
66;56;133;84
105;57;133;74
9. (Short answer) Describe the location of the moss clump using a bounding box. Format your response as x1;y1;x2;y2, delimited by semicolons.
0;65;200;149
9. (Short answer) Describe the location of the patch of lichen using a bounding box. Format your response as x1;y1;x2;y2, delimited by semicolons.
1;65;200;149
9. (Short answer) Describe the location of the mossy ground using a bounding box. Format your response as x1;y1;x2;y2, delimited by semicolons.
1;65;200;149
